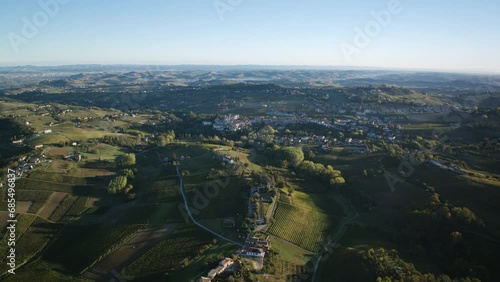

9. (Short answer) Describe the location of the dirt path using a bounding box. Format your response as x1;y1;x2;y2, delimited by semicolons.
37;192;67;219
82;223;180;281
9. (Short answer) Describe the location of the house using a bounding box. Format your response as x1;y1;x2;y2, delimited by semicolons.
34;144;44;150
241;247;265;257
12;139;23;145
197;277;212;282
219;258;234;269
247;237;270;250
71;141;78;146
207;269;218;279
204;257;234;280
43;129;52;134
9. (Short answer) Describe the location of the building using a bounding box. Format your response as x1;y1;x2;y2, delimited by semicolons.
205;257;234;280
219;258;234;269
197;277;212;282
241;247;265;257
223;218;236;228
247;237;270;250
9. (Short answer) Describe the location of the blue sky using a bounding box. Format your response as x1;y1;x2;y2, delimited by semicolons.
1;0;499;72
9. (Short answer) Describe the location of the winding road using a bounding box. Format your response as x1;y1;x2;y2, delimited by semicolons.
175;166;244;247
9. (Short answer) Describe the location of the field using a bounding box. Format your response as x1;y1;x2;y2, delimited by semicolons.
17;190;52;213
0;215;60;274
123;225;216;279
148;202;183;225
37;192;67;219
43;225;141;274
63;196;89;218
49;194;77;222
268;201;334;252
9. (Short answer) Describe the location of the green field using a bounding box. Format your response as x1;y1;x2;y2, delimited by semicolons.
269;201;334;252
149;202;183;225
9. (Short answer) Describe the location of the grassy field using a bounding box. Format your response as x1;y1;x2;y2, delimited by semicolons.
185;177;247;220
116;204;157;225
268;235;313;265
148;202;183;225
16;178;102;196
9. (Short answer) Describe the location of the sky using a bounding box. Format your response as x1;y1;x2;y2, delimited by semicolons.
0;0;499;73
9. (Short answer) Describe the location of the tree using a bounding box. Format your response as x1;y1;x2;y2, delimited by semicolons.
277;146;304;167
115;153;136;167
107;176;127;194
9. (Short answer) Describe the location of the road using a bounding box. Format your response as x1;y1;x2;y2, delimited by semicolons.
175;166;244;247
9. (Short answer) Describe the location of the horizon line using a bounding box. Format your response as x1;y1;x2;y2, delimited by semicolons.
1;63;499;75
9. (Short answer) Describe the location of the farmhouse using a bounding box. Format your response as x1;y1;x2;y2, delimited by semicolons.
240;247;265;258
204;257;234;280
247;237;271;250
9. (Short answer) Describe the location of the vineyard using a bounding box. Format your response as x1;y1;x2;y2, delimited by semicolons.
50;194;77;222
268;202;331;252
28;171;88;185
124;225;214;278
17;190;52;213
14;218;60;265
64;196;89;217
44;225;140;274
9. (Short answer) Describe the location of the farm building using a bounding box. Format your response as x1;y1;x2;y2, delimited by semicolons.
223;218;236;228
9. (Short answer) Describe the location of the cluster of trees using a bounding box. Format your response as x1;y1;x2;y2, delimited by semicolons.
362;248;480;282
102;135;136;147
399;188;493;280
108;154;137;198
297;160;345;186
272;146;304;168
115;153;136;167
107;175;132;194
157;130;175;147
